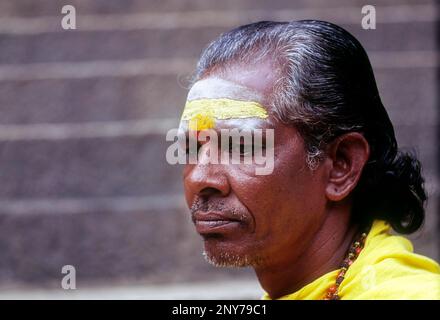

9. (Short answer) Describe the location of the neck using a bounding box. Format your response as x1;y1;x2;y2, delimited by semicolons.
254;205;359;299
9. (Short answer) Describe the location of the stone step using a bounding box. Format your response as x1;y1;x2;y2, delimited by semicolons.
0;28;220;64
0;0;431;17
0;279;263;300
0;21;436;64
0;75;190;124
0;204;254;287
0;135;184;198
376;68;437;127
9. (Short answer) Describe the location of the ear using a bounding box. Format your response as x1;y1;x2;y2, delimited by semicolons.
325;132;370;202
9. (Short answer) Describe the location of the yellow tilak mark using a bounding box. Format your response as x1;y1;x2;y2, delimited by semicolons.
188;112;215;131
181;98;268;121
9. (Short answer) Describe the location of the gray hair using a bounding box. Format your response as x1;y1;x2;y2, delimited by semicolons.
193;21;367;167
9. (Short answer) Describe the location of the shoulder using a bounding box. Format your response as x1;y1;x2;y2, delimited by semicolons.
355;273;440;300
340;220;440;300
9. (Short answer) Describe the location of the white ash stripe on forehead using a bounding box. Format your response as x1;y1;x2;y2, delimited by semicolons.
187;77;263;102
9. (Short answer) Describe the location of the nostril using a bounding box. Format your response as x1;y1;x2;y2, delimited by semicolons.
199;187;221;198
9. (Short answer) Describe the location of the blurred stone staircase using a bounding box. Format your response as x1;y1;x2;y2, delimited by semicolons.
0;0;437;291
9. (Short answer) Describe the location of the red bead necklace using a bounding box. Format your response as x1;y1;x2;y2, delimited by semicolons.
323;228;369;300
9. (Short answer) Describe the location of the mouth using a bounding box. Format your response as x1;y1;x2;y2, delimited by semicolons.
193;211;244;235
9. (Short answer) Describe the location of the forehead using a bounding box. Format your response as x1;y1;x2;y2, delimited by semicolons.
187;77;263;102
182;78;269;130
190;59;277;99
181;63;278;131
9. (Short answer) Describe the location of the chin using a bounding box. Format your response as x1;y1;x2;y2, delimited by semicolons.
202;238;263;268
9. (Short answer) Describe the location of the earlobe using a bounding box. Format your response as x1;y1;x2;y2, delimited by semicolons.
325;133;370;202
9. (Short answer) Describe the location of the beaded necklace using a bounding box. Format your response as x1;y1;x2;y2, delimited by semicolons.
323;227;370;300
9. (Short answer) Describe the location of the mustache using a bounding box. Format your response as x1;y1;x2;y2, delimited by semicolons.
190;196;225;215
189;196;247;222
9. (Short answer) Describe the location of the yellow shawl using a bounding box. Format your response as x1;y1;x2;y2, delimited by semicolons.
262;220;440;300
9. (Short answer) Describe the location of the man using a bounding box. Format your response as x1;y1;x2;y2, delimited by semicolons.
178;20;440;299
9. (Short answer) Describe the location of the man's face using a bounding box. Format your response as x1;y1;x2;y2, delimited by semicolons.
181;64;329;268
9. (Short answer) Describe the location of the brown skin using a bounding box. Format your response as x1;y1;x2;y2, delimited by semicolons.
182;62;370;299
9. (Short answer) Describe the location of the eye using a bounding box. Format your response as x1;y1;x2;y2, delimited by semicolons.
241;143;253;156
229;142;253;157
253;140;266;153
184;137;201;156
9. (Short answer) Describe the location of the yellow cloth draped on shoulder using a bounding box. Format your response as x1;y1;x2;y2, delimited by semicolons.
262;220;440;300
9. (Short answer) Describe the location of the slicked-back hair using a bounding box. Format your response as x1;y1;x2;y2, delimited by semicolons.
192;20;426;234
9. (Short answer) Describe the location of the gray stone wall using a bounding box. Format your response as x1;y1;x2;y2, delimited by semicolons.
0;0;437;289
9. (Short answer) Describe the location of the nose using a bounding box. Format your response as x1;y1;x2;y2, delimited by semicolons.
184;162;231;203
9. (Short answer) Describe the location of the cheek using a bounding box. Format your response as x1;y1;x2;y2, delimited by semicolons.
182;164;198;208
227;147;327;238
276;157;328;223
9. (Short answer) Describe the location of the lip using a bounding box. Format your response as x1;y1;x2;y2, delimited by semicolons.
193;211;243;235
